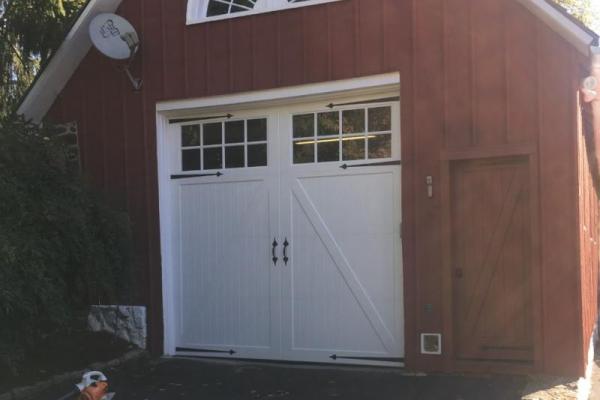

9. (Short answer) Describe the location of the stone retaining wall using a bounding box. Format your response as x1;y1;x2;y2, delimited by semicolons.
88;305;147;349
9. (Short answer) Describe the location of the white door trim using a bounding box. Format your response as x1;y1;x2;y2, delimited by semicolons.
156;73;401;357
156;73;400;115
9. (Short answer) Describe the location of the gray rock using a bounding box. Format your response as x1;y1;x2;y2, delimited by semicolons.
87;305;147;349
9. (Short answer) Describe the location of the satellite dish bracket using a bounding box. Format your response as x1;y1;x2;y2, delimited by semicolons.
120;39;142;91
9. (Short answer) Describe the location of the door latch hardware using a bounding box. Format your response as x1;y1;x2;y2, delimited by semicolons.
283;238;290;265
272;239;279;266
426;176;433;198
454;268;464;279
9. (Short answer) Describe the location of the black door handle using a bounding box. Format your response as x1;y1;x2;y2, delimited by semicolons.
283;238;289;266
272;239;278;266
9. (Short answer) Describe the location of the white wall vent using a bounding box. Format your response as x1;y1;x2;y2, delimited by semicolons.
421;333;442;355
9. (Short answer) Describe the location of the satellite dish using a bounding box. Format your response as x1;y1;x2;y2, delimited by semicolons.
89;13;140;60
89;13;142;90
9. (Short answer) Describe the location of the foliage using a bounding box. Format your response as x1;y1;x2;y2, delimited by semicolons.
554;0;599;29
0;117;132;377
0;0;86;119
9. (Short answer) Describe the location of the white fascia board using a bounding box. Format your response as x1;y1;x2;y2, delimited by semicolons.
156;72;401;115
516;0;596;56
17;0;123;123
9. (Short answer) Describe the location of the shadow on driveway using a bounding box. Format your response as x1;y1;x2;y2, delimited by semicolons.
40;358;528;400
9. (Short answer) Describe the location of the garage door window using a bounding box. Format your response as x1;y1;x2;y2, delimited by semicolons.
181;118;268;171
292;106;392;164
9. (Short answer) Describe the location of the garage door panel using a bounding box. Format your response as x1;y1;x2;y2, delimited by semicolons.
298;172;401;339
178;179;274;351
289;191;389;354
281;174;402;360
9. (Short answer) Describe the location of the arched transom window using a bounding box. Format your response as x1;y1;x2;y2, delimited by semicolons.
187;0;343;24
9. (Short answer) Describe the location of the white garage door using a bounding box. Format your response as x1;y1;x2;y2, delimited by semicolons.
164;95;403;366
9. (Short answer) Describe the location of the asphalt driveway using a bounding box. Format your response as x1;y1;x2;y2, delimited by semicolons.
39;357;529;400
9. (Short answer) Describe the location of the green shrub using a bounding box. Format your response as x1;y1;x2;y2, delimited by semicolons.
0;116;132;377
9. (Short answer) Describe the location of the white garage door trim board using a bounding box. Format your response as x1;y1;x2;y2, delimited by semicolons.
156;73;402;367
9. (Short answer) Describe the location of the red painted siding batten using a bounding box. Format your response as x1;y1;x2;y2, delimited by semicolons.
252;13;278;90
444;0;473;149
471;0;507;147
303;4;330;83
329;0;356;80
230;17;254;92
278;8;304;86
506;1;538;146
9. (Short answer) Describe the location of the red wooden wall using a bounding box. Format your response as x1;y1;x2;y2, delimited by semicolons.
46;0;594;375
579;98;600;374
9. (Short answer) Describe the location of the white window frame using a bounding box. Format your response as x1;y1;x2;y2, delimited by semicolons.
186;0;345;25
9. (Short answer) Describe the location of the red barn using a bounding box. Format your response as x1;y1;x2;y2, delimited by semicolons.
18;0;600;377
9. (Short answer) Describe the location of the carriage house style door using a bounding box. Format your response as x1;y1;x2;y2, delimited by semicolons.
164;94;404;367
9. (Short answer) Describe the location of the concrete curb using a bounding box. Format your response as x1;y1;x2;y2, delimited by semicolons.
0;349;148;400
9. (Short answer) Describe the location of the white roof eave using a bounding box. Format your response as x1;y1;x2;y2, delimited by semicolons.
17;0;122;123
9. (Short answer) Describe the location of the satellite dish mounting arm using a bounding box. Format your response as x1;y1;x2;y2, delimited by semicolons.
120;32;143;91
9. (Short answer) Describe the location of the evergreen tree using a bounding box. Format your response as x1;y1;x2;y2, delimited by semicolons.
0;0;86;119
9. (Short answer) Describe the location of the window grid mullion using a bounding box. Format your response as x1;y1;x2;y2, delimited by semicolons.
313;113;317;164
338;110;342;162
221;122;225;169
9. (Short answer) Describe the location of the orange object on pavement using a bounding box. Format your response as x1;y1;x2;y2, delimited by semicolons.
78;381;110;400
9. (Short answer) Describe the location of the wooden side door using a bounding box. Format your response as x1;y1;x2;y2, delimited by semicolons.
451;157;533;363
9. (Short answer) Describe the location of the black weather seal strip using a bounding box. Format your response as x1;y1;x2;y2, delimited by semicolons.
170;114;234;124
326;96;400;109
340;160;402;169
176;347;236;355
171;172;223;180
329;354;404;363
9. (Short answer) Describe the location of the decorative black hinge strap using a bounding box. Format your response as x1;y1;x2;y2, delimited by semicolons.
326;96;400;109
283;238;289;265
272;239;279;266
329;354;404;363
169;114;233;124
340;160;402;169
171;172;223;180
176;347;236;355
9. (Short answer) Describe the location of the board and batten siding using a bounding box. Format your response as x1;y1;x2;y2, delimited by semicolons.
47;0;592;375
578;99;600;375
